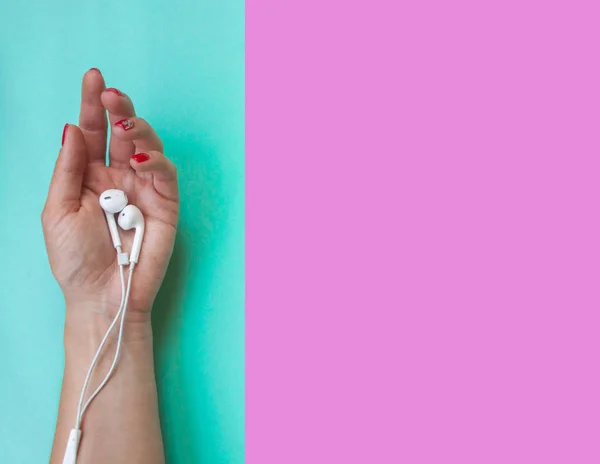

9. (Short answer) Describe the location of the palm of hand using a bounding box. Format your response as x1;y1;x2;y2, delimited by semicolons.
43;71;178;315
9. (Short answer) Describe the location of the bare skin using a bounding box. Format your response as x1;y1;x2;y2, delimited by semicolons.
44;69;178;463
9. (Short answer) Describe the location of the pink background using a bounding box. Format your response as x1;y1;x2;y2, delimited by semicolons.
248;0;600;462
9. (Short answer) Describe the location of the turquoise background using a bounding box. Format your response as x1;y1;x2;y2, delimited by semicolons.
0;1;244;463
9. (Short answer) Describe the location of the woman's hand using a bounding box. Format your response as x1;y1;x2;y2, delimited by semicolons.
46;69;173;464
42;69;179;321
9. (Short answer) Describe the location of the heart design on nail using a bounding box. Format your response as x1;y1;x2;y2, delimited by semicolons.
116;119;134;131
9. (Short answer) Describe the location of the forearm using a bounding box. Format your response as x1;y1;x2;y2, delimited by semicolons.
50;305;164;464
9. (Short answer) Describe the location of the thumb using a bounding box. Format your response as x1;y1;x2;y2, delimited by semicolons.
46;124;89;214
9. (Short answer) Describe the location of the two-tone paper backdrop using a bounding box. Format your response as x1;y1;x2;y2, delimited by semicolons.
0;1;243;463
2;0;600;463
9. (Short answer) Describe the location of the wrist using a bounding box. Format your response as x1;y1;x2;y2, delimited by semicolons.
63;300;153;357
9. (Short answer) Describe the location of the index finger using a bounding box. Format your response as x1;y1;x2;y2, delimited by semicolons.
79;68;108;164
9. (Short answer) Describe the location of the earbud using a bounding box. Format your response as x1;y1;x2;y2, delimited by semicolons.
99;189;128;249
117;205;145;264
99;189;145;264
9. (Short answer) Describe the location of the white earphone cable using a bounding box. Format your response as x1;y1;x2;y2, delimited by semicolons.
65;251;129;464
79;263;135;420
74;260;127;430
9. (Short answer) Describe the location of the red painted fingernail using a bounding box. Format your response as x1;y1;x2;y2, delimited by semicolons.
132;153;150;163
106;87;122;96
115;118;134;131
89;67;101;74
62;124;69;146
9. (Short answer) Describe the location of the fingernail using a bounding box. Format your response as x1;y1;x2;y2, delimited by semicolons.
132;153;150;163
106;87;122;96
89;67;101;74
62;124;69;146
115;119;134;131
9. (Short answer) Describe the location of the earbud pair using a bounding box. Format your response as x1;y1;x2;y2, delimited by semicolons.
99;189;145;263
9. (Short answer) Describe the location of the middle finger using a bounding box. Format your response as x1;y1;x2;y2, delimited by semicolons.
101;87;137;168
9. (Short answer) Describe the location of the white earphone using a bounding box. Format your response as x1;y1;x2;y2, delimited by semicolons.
99;189;127;248
99;189;145;263
63;189;145;464
118;205;145;264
